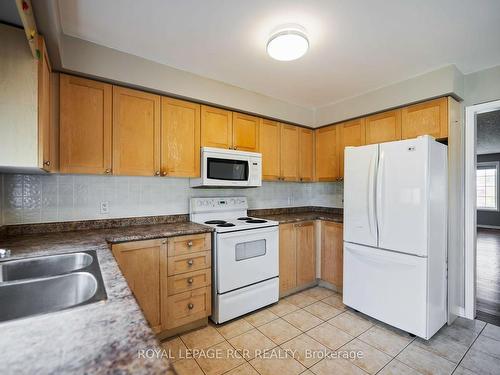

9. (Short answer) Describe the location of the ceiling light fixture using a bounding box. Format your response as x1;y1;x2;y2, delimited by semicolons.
267;25;309;61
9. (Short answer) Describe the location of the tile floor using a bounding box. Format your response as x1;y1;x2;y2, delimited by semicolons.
162;287;500;375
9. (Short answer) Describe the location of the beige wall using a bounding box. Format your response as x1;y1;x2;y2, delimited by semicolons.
58;34;315;126
314;65;465;126
464;65;500;106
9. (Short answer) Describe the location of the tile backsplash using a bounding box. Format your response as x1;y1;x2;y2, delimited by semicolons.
0;174;343;225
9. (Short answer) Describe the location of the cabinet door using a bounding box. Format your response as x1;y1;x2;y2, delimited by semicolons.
37;36;53;171
279;223;297;295
112;239;167;332
338;118;366;178
402;97;448;139
260;119;281;181
280;124;299;181
113;86;161;176
161;97;200;177
365;109;402;145
299;128;314;182
200;105;233;149
315;125;339;181
60;75;112;174
296;221;316;287
321;221;343;288
232;112;259;152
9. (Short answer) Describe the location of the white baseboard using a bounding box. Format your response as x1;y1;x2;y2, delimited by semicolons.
477;224;500;229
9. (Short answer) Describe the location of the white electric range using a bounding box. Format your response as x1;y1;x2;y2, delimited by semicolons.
190;197;279;323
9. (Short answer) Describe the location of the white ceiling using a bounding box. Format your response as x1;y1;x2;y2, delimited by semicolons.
57;0;500;108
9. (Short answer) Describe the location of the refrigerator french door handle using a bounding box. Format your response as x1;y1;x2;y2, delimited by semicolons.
367;152;377;240
376;150;385;237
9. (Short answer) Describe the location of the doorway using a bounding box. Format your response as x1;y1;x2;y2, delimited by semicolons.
465;100;500;325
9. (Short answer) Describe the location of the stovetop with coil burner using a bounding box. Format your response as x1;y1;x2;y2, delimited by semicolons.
190;197;278;233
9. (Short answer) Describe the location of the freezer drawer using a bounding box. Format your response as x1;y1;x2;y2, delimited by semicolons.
343;242;427;338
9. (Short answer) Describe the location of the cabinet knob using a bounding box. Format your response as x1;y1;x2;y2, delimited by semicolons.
234;146;237;150
104;169;111;174
161;171;167;176
187;303;194;310
154;171;160;176
187;241;193;247
187;278;193;284
43;160;50;167
187;259;194;266
161;240;167;244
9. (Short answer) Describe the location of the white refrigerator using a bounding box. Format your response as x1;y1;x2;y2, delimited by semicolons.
343;135;447;340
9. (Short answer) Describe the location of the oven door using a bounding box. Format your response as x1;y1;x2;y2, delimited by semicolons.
216;226;279;294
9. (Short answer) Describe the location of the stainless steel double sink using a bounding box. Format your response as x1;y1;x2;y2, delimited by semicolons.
0;250;107;323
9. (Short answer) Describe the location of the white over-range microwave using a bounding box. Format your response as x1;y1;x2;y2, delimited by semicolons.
190;147;262;188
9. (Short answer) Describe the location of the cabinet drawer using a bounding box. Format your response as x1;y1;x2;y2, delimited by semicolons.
168;251;211;276
167;269;211;295
165;286;211;329
168;233;211;257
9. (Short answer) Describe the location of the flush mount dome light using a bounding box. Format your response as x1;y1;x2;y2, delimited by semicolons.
267;26;309;61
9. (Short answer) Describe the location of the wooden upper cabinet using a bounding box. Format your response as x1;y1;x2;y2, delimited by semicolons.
161;97;200;177
338;118;366;177
402;97;448;140
299;128;314;182
200;105;233;149
279;223;297;295
280;124;299;181
232;112;259;152
60;74;112;174
296;221;316;286
260;119;281;181
315;125;339;181
37;36;54;172
113;86;161;176
365;109;402;145
321;221;343;288
112;239;166;332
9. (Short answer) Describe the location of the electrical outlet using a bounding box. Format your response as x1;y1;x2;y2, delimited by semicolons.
100;201;109;214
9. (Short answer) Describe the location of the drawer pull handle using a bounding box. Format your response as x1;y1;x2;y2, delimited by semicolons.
187;278;193;284
187;259;194;266
188;303;194;310
187;241;193;247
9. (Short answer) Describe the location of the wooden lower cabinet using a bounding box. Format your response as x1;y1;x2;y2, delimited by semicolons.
164;287;211;329
111;233;211;336
279;221;316;296
111;239;164;332
279;223;297;294
296;222;316;286
321;221;343;288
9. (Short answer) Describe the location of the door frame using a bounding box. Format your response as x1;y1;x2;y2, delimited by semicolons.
464;99;500;319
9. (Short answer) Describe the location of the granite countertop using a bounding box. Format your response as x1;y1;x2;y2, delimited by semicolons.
0;221;213;374
258;211;343;224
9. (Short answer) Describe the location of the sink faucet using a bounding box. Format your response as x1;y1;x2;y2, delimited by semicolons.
0;249;11;259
